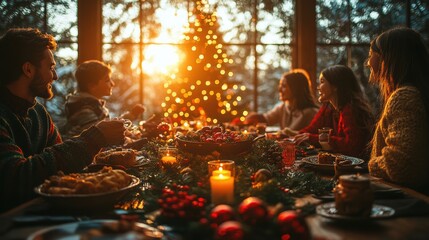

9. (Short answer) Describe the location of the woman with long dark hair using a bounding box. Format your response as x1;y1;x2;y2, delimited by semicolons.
367;27;429;191
245;69;319;132
293;65;375;160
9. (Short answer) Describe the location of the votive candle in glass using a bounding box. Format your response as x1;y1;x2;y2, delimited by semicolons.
208;160;235;205
159;147;178;164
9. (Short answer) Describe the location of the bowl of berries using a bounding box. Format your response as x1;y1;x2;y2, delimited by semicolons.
175;126;264;156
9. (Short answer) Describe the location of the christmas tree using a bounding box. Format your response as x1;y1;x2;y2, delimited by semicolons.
162;0;247;126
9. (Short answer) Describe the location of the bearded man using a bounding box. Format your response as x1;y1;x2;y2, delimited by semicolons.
0;28;126;212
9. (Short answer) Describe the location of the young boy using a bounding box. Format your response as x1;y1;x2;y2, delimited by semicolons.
62;60;145;138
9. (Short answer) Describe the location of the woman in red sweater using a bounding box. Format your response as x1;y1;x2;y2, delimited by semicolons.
292;65;375;160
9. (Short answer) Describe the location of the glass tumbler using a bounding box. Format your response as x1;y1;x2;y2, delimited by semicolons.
318;127;332;151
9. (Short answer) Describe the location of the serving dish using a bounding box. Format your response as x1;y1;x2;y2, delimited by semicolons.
316;202;395;221
34;175;141;212
301;154;364;171
176;135;265;156
27;219;164;240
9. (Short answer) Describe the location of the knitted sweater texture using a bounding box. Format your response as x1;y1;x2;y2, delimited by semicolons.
62;92;109;139
300;103;373;160
369;86;429;191
0;88;107;212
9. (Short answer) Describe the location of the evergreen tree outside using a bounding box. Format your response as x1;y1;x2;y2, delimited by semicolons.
162;0;248;126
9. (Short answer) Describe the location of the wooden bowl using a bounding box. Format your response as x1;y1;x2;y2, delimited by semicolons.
176;135;265;156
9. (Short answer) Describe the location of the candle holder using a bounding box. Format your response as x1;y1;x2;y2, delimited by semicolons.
208;160;235;205
158;147;178;165
208;160;235;177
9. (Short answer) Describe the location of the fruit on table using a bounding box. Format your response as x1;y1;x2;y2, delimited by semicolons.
178;126;255;143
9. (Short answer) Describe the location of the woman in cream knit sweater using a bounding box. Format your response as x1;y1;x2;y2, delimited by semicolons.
367;27;429;192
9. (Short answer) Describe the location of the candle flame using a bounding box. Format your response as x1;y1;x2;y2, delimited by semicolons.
219;167;223;171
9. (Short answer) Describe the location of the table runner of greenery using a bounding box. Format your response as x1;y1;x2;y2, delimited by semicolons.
118;139;333;239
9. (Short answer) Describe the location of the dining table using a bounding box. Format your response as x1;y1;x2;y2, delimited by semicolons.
1;137;429;240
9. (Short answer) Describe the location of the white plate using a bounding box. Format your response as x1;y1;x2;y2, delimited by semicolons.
301;154;364;171
265;126;280;133
316;202;395;221
27;219;163;240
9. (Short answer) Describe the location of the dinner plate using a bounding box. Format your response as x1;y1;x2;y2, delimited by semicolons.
27;219;164;240
316;202;395;221
313;185;404;201
301;154;364;171
87;155;150;171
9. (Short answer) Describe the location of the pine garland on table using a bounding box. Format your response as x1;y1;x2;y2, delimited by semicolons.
120;139;333;213
117;138;334;239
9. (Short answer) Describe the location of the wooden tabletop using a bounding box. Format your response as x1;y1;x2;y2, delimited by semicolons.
304;178;429;240
1;176;429;239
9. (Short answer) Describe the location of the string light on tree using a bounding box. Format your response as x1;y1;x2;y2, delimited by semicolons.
162;0;248;127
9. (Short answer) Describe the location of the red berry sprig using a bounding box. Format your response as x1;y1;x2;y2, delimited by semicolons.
158;184;207;221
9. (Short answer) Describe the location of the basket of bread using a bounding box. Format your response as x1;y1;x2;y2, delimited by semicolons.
35;166;140;212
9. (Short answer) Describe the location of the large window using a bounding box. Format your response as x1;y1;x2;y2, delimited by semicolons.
102;0;295;120
0;0;77;124
1;0;428;123
316;0;429;114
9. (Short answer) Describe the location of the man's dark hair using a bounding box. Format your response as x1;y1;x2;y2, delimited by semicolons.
0;28;57;86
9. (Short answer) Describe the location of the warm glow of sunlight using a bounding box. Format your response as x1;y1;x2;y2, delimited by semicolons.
142;44;181;76
139;7;188;79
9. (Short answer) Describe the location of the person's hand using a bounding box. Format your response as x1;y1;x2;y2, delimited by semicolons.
142;114;161;130
244;113;265;125
120;104;145;120
281;128;298;137
293;132;310;145
123;137;148;150
139;114;164;138
129;104;145;117
95;119;126;146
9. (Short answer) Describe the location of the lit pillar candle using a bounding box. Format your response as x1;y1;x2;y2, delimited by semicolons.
212;167;231;177
210;168;234;204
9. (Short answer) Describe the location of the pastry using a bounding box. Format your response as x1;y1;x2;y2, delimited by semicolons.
94;147;137;167
41;166;132;195
317;152;337;164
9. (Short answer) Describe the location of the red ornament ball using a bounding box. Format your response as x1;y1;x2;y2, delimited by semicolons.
238;197;268;225
215;221;245;240
210;204;236;225
277;211;310;240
